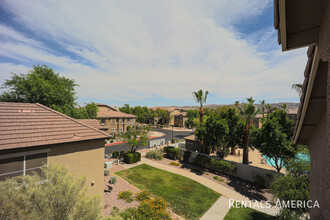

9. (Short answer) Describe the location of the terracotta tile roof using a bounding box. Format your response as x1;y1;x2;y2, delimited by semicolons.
96;104;136;118
292;45;315;139
0;102;109;151
97;108;136;118
77;119;101;130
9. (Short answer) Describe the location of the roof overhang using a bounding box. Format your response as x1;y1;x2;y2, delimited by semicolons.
276;0;326;51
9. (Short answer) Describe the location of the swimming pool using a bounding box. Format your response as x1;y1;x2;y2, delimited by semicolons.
264;153;310;168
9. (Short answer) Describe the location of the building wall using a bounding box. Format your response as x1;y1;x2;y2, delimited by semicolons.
0;139;105;200
308;4;330;219
169;109;181;126
49;139;105;198
99;118;135;135
185;139;201;152
308;111;328;218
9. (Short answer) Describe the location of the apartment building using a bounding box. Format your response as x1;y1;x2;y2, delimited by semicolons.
96;103;137;135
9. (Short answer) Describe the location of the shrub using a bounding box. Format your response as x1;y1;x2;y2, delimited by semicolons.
163;147;180;159
120;150;125;157
118;191;134;203
109;176;117;185
183;151;191;162
253;173;274;189
124;152;141;164
169;162;180;166
112;151;119;158
146;149;163;160
194;155;211;167
135;191;151;202
104;169;110;176
134;197;171;220
194;155;236;175
213;176;224;182
171;138;177;143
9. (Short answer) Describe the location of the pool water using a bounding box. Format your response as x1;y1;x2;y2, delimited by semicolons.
264;153;310;168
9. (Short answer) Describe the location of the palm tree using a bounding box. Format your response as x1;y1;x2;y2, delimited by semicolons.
291;83;302;96
280;103;287;111
239;97;259;165
193;90;209;123
265;104;273;114
259;100;265;118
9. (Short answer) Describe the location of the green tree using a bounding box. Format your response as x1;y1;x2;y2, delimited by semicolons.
122;126;150;152
195;114;229;156
184;109;199;128
0;64;97;119
0;164;102;220
119;104;133;114
259;100;266;118
154;109;171;125
250;109;296;172
271;149;310;219
238;97;259;165
1;64;76;109
219;108;244;155
192;89;209;123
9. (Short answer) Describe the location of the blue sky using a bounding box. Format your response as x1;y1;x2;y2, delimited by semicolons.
0;0;307;107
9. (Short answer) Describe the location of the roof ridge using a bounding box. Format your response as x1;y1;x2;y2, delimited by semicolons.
35;103;109;138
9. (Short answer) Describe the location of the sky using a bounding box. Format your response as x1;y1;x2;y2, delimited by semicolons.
0;0;307;107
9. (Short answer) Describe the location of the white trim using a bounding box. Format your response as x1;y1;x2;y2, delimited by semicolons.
0;148;51;160
294;46;320;144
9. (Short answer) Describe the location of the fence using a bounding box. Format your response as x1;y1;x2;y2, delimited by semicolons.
149;138;166;148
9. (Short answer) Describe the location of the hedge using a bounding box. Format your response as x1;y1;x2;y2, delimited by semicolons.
163;147;180;159
124;152;141;164
194;155;236;175
183;151;191;162
112;151;119;158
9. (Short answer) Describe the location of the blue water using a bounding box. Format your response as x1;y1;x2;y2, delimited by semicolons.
264;153;310;168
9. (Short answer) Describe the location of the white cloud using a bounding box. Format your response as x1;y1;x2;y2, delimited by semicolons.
0;0;306;105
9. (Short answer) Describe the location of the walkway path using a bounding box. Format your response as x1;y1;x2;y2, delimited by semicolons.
122;157;280;219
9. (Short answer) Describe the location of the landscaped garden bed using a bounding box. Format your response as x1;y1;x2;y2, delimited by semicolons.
115;164;220;220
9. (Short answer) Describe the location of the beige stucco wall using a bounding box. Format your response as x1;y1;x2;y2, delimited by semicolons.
308;111;328;218
49;139;105;199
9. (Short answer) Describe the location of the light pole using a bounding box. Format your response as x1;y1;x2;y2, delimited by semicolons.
171;125;174;143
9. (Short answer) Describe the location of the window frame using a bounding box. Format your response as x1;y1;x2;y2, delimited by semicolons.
0;149;50;180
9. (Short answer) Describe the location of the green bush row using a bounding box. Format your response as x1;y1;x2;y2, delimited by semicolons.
194;155;236;175
123;152;141;164
163;147;180;159
183;151;191;162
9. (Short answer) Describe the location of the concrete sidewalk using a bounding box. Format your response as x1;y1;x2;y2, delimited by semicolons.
125;158;281;219
200;196;230;220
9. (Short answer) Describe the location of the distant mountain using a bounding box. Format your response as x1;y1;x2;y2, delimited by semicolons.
156;102;300;111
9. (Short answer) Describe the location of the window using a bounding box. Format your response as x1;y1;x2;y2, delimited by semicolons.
120;128;123;132
112;128;115;132
101;119;105;125
0;150;49;181
127;119;130;123
120;118;123;123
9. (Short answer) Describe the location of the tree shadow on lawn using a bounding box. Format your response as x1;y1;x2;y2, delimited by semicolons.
176;161;271;202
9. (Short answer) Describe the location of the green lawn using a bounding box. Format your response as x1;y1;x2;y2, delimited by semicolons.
224;203;277;220
115;164;220;220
